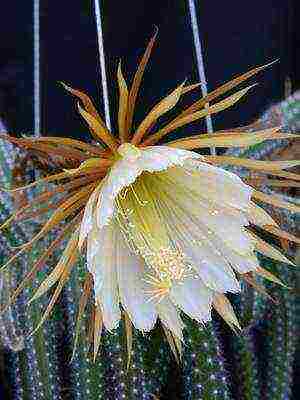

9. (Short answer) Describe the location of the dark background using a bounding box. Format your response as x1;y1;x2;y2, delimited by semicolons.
0;1;298;138
0;1;299;399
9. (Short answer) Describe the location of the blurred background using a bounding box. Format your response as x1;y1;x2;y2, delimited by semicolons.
0;1;299;138
0;2;299;400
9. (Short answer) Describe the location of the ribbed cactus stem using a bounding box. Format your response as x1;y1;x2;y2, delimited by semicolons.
231;286;261;400
183;319;231;400
260;258;297;400
62;260;105;399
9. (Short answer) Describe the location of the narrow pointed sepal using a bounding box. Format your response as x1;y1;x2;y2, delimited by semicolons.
213;294;242;333
124;311;133;370
93;302;103;362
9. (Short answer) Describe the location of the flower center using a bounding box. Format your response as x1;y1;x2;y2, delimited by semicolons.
115;172;193;301
146;246;188;281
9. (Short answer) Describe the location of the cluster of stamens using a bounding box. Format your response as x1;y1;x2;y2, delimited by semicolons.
143;247;193;303
146;247;188;281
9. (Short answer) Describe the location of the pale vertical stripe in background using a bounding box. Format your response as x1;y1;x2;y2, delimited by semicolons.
33;0;41;137
94;0;112;131
187;0;216;155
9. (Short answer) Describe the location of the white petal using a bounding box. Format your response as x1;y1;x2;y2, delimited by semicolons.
247;202;279;228
158;196;241;293
201;213;253;257
180;211;257;275
150;167;254;281
79;183;102;249
86;223;101;274
91;223;121;331
156;297;184;340
137;146;203;173
160;164;254;255
178;159;252;211
174;191;253;256
182;240;240;293
96;146;201;229
184;244;240;293
116;230;157;332
215;239;259;274
96;160;141;229
170;277;213;323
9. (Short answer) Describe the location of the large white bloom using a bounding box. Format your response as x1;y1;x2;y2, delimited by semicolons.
2;37;298;360
80;143;256;339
